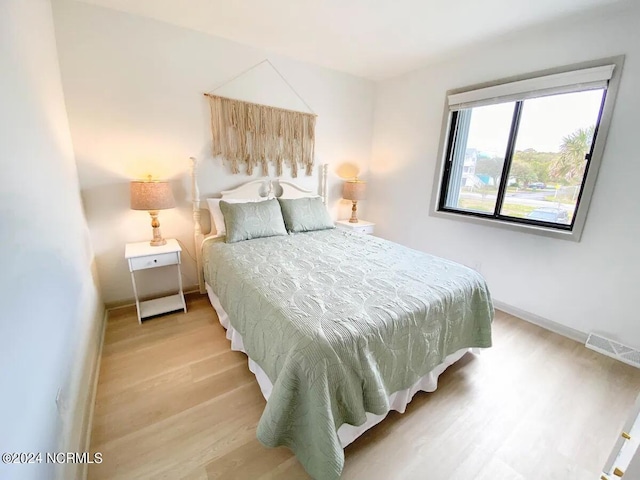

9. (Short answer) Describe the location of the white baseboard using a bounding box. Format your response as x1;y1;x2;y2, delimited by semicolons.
78;310;108;480
493;299;588;344
56;307;107;480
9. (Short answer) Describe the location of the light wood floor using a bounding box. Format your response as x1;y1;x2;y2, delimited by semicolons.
89;294;640;480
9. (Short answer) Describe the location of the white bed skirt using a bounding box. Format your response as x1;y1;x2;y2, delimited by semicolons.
205;283;477;448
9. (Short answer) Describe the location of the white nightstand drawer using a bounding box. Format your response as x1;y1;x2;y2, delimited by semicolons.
129;251;179;271
351;224;374;235
335;220;375;235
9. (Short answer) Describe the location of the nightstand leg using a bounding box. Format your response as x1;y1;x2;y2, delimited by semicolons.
177;263;186;313
130;271;142;324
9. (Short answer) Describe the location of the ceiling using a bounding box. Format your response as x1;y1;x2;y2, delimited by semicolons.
75;0;625;79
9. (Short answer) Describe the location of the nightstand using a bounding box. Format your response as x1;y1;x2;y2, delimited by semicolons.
125;238;187;323
335;219;375;235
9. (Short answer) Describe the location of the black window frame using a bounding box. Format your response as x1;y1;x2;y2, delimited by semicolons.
438;92;606;231
431;57;624;242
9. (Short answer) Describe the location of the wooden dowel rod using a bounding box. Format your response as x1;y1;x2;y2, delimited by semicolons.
202;93;317;117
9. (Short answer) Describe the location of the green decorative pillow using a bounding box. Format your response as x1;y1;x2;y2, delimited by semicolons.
220;198;288;243
277;197;335;233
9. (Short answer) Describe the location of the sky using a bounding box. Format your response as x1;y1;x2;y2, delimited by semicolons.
465;89;604;156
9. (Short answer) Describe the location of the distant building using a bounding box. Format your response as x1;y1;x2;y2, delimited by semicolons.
462;148;495;187
462;148;477;187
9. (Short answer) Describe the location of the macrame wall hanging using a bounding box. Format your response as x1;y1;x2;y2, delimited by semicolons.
204;60;317;177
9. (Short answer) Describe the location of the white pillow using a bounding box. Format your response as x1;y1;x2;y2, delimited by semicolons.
206;197;267;235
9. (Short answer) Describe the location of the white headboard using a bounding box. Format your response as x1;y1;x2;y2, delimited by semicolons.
218;178;321;201
189;157;328;293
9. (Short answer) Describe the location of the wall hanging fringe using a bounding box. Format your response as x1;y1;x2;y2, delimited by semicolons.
204;92;316;177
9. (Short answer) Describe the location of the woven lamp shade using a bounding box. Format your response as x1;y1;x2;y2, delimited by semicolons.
343;180;366;201
130;180;175;211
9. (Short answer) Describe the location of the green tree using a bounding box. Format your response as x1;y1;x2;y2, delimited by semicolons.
509;158;536;186
512;148;556;185
475;157;504;186
550;126;594;184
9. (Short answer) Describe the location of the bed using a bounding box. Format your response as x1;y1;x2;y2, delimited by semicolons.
190;160;493;479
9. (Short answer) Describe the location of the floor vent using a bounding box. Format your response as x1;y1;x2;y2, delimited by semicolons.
586;333;640;368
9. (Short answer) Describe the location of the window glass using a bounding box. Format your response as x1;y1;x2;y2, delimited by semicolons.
443;102;515;214
499;89;605;225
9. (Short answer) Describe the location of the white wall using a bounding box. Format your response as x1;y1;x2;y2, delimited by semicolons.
51;0;375;305
0;1;104;479
370;2;640;347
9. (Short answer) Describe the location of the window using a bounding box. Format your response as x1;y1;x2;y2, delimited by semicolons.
433;58;623;241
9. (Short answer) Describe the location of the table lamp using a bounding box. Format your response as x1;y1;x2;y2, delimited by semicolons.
130;176;176;246
343;178;366;223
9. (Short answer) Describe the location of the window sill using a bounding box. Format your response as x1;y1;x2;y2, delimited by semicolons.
430;208;582;241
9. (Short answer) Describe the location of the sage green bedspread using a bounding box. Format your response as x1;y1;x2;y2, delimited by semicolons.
203;229;493;479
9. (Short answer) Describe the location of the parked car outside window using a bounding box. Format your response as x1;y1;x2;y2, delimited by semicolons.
526;207;569;223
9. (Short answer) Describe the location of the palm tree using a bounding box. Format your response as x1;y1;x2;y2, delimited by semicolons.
550;126;595;184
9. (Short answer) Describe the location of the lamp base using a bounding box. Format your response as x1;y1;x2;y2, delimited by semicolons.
149;237;167;247
148;211;167;246
349;201;359;223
